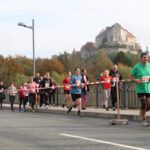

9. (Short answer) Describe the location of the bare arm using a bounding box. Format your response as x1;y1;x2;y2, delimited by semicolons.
129;74;141;84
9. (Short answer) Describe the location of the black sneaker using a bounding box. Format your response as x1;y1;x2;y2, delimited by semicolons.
106;107;109;111
82;107;86;110
103;104;105;109
67;107;72;113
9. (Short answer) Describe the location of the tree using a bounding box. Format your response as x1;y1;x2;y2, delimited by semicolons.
114;51;131;66
58;52;72;72
89;50;113;80
15;55;32;76
1;56;24;85
81;42;96;52
38;58;64;75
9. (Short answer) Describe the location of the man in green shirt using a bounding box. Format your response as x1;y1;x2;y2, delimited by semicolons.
130;52;150;126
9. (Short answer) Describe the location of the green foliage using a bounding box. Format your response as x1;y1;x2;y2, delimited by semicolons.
128;52;140;67
58;52;72;72
114;51;131;66
14;73;29;87
0;49;142;86
108;51;118;63
15;55;32;76
89;50;113;79
51;71;65;84
0;56;24;85
117;64;132;79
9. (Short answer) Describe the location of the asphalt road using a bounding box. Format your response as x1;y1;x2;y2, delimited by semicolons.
0;110;150;150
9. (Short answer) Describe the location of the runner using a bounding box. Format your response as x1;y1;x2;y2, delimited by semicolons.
62;71;72;108
130;52;150;126
27;76;38;112
81;69;89;110
67;68;82;116
100;69;112;111
0;81;6;110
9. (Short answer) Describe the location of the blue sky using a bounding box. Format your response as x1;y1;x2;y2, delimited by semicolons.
0;0;150;58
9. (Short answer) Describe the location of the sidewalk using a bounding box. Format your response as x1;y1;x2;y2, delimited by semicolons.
2;103;150;122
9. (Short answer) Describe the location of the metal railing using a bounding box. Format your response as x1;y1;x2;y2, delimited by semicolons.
3;81;140;109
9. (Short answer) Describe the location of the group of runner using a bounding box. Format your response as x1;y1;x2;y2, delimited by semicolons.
0;52;150;126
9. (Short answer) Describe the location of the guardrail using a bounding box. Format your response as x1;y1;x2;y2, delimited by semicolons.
3;81;139;109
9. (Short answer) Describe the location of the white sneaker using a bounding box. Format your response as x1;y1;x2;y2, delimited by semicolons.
46;105;49;109
142;120;149;127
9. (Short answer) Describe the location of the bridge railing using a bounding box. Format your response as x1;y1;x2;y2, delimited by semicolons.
56;81;139;109
3;81;140;109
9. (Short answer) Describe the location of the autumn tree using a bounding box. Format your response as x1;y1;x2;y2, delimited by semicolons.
1;56;24;85
37;58;64;75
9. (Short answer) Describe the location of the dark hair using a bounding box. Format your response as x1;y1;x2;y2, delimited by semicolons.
141;52;148;58
74;68;80;71
82;69;87;73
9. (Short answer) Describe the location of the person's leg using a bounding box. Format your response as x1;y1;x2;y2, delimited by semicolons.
139;96;146;120
0;98;3;110
67;94;72;108
44;93;48;106
108;89;111;109
19;97;22;112
111;88;117;110
29;93;32;110
67;94;76;113
9;95;13;111
81;94;86;109
146;95;150;112
40;93;44;107
36;93;40;106
84;94;87;108
23;97;27;111
49;93;52;105
104;90;109;111
31;94;34;110
29;93;35;111
138;94;149;126
52;91;55;105
76;98;82;116
12;96;15;112
62;90;67;107
62;94;66;108
32;93;36;111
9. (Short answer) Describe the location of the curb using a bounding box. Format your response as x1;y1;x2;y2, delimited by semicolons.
2;105;147;122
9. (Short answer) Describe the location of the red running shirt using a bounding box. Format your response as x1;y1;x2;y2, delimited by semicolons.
100;76;112;90
63;77;71;91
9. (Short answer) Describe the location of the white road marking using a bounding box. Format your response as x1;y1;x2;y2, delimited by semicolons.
60;133;149;150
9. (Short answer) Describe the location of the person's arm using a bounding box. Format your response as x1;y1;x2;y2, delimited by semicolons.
129;74;141;84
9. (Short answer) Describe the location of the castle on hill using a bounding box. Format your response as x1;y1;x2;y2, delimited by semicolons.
80;23;141;58
95;23;141;53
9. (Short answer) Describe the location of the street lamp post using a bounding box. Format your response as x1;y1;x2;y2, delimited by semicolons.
18;19;35;76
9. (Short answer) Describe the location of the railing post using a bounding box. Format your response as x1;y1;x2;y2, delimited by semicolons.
56;88;59;106
96;84;99;108
122;81;126;109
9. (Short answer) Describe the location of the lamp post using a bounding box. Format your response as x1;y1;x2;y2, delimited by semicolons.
18;19;35;76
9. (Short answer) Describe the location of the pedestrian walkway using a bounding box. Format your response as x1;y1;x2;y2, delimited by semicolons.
2;103;150;122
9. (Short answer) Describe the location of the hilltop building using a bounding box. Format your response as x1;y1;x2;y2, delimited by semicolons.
95;23;141;53
80;23;141;59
